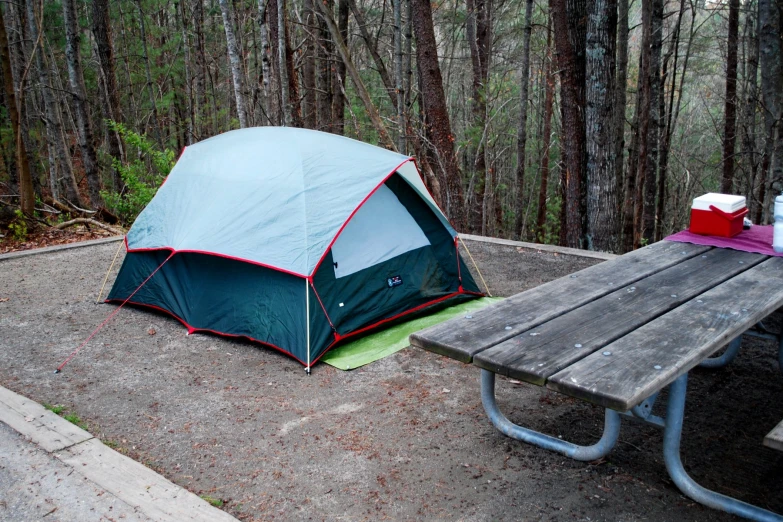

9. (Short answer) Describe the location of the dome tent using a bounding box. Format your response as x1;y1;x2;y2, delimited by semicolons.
107;127;481;370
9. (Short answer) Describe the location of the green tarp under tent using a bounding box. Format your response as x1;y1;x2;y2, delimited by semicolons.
108;127;482;371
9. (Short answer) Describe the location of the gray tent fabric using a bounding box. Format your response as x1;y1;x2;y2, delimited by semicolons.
126;127;451;276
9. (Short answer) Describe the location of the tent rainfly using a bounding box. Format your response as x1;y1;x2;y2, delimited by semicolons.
108;127;482;370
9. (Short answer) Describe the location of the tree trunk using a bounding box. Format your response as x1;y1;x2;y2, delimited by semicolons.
640;0;662;245
136;0;163;145
759;0;783;223
218;0;249;128
256;0;273;125
513;0;533;239
316;0;333;131
742;6;761;221
394;0;406;152
331;0;349;134
315;0;396;149
349;0;396;107
551;0;586;248
92;0;125;191
0;3;33;215
655;0;687;240
613;0;628;217
410;0;466;230
721;0;740;193
62;0;102;207
536;18;555;243
466;0;491;233
26;0;83;208
177;0;195;144
302;0;317;128
585;0;618;252
192;0;207;137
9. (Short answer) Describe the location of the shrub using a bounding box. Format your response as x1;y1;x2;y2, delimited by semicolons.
101;122;175;225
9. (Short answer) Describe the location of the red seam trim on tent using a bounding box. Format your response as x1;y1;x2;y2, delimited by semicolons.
310;158;414;276
310;290;473;365
104;299;309;367
308;279;336;331
125;246;308;279
55;252;175;373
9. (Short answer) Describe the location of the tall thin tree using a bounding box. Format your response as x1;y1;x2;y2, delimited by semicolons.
218;0;249;128
63;0;102;206
721;0;741;193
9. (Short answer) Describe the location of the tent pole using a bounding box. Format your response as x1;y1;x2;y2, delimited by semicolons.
306;278;311;375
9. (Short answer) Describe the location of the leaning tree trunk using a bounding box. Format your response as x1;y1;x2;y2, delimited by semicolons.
218;0;249;128
62;0;102;207
26;0;83;208
585;0;618;252
331;0;349;134
0;4;33;215
315;0;396;149
721;0;740;193
410;0;466;230
513;0;533;239
316;0;333;131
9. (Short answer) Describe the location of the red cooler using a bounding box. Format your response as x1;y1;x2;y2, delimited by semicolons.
689;193;747;238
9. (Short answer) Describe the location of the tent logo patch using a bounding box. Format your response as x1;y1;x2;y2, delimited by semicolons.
387;275;403;288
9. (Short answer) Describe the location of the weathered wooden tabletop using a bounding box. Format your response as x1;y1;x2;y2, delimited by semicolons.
410;240;783;411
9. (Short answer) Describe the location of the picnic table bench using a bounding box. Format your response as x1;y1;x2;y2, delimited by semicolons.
410;240;783;522
766;420;783;453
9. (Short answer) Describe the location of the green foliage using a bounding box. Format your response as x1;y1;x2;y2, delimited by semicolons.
63;413;88;430
200;495;224;508
8;210;28;241
43;403;65;415
101;122;175;225
43;403;88;430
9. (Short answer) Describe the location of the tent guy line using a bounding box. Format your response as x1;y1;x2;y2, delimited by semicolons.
54;252;175;374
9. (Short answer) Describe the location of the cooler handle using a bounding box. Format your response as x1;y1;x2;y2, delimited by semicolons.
708;205;748;221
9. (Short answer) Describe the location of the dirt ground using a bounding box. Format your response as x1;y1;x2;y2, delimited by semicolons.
1;238;782;521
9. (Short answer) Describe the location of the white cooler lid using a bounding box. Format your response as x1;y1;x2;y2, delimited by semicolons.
692;193;746;213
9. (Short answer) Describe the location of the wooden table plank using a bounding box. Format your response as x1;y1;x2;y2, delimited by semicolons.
473;248;764;385
410;241;711;362
764;420;783;452
547;257;783;411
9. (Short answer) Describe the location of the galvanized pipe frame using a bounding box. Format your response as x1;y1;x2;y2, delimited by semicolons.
663;374;783;522
480;370;621;461
480;369;783;521
700;321;783;372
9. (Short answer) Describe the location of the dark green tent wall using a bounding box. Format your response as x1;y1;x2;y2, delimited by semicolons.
107;128;482;369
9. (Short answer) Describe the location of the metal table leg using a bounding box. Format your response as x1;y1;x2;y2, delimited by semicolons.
699;335;743;368
480;369;621;461
663;373;783;522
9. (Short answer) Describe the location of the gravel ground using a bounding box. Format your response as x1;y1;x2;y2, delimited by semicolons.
1;238;781;521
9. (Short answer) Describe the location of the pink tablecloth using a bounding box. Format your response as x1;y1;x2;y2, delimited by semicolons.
665;224;783;257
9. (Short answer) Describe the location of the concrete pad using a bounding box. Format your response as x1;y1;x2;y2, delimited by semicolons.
0;386;236;522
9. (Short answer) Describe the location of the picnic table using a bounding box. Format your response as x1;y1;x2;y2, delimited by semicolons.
410;240;783;522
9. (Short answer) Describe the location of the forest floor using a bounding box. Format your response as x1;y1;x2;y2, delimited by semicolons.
0;222;121;254
1;238;782;521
